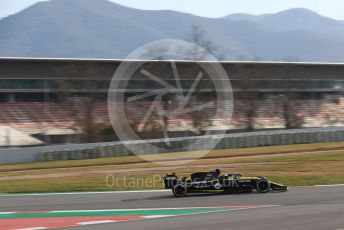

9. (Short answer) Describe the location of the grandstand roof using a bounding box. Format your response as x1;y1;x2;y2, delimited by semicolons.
1;57;344;80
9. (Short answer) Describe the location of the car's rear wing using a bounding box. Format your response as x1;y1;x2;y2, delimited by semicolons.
163;174;178;189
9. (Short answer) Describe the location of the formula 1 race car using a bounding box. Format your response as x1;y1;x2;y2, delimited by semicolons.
163;169;288;197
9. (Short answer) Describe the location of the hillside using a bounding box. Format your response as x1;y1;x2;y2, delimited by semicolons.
1;0;344;61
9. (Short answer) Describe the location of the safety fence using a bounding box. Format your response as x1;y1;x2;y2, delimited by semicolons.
1;127;344;164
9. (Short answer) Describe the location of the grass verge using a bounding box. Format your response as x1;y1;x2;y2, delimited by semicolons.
1;141;344;193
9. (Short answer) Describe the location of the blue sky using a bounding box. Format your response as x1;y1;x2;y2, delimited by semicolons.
1;0;344;20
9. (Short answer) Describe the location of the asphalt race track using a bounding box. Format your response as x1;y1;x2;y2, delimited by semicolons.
1;185;344;230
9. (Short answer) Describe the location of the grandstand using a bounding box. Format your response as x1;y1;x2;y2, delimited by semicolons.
1;58;344;146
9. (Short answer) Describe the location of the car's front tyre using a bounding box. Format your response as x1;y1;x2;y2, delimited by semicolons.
256;179;270;193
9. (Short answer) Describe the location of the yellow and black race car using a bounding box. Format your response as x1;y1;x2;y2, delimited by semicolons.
163;169;288;197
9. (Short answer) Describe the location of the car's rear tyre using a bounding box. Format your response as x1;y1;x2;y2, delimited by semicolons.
256;179;270;193
172;184;187;197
